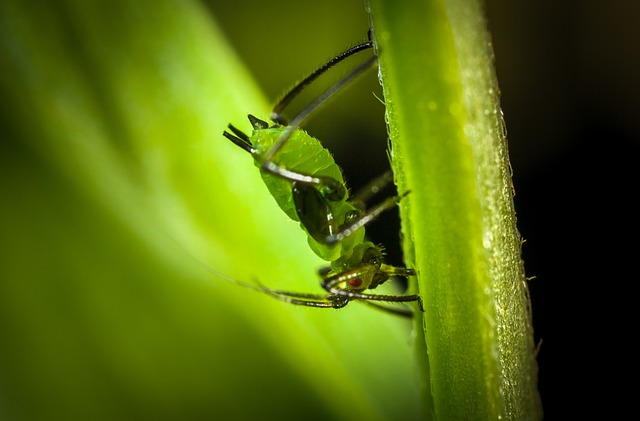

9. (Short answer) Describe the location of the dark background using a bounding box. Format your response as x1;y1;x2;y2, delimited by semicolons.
486;2;636;418
209;0;638;418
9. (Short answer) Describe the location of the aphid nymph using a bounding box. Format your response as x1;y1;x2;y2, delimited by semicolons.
222;36;422;316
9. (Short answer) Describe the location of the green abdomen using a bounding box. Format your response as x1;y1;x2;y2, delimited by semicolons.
249;126;364;262
251;127;344;222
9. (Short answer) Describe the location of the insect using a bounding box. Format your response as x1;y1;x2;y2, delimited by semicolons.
222;37;422;316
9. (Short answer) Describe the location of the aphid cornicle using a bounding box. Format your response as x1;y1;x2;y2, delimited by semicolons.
222;37;423;316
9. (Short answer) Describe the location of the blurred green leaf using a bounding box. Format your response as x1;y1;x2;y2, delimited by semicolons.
0;1;422;420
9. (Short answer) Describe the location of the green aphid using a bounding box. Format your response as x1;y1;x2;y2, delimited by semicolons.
222;37;422;316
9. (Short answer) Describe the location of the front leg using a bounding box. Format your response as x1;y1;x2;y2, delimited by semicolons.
257;284;349;309
320;265;424;311
325;192;410;245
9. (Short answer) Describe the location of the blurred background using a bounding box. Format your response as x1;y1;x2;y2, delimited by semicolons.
207;0;638;418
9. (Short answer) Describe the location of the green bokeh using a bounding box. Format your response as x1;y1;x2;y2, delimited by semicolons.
0;1;422;420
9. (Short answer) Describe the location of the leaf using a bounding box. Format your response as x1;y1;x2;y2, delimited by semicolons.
0;1;423;420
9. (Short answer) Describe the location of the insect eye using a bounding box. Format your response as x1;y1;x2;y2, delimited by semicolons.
349;278;363;288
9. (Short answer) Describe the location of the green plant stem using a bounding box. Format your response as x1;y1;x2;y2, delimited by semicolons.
368;0;542;419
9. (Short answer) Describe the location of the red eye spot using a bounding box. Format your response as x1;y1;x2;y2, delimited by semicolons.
349;278;362;288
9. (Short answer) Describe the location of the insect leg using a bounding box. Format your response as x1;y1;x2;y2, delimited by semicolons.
261;56;377;177
349;170;395;210
258;285;349;309
321;271;424;310
259;53;377;200
261;163;347;201
204;264;350;309
325;191;411;245
380;264;416;278
271;40;373;124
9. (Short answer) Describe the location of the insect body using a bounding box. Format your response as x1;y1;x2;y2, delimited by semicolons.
222;39;422;315
248;116;362;263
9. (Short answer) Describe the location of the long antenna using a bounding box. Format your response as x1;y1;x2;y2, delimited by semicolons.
270;40;373;124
